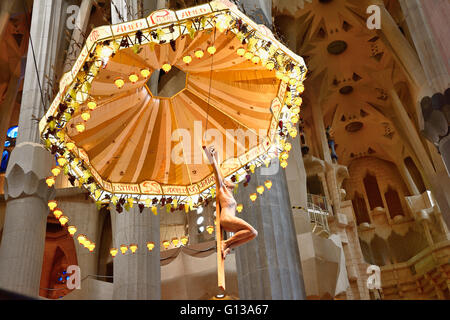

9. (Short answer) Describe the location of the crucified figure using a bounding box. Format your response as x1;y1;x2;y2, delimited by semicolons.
204;147;258;260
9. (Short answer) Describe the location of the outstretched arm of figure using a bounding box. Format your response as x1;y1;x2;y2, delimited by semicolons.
203;146;224;189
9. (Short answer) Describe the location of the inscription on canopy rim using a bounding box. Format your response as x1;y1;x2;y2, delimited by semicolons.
147;9;177;27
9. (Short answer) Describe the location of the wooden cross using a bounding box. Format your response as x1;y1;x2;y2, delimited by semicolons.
203;145;226;292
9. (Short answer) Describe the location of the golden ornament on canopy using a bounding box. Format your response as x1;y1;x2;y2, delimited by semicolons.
38;0;307;209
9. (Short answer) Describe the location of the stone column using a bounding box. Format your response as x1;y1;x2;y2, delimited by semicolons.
0;0;64;297
113;207;160;300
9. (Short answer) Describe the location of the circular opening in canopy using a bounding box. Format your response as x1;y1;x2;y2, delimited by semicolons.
147;66;187;98
327;40;347;55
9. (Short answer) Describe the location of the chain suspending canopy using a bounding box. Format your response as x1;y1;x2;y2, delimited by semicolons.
39;0;307;208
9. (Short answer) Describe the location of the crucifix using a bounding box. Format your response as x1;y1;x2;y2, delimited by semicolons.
203;146;258;292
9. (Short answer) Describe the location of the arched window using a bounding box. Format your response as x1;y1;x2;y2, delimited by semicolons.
404;157;426;193
363;173;384;210
385;186;404;218
352;191;370;225
1;150;10;173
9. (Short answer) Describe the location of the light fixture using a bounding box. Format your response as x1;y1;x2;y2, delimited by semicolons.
147;242;155;251
114;77;125;89
77;234;87;245
297;84;305;94
250;164;256;173
206;225;214;234
289;78;297;86
294;97;303;106
257;185;265;195
195;49;204;59
100;45;114;59
120;244;128;254
129;73;139;83
81;111;91;121
250;193;257;202
140;68;151;78
110;248;118;257
281;152;289;160
183;55;193;64
75;123;85;133
162;240;170;249
265;180;272;190
51;166;61;177
48;200;58;211
207;46;216;55
266;61;275;70
291;106;300;115
87;100;97;110
151;206;158;215
289;128;298;138
88;243;95;252
236;47;246;56
236;204;243;213
171;238;179;246
291;115;299;124
180;236;188;246
244;51;253;60
251;56;260;64
130;244;138;254
57;157;67;167
46;176;56;187
280;160;288;169
66;142;75;150
111;195;119;205
284;142;292;152
83;240;90;248
276;71;284;79
59;215;69;226
282;75;289;83
162;63;172;73
68;226;77;236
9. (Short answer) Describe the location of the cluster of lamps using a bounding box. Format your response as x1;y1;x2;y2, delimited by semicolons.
110;236;189;256
77;234;96;252
114;68;151;90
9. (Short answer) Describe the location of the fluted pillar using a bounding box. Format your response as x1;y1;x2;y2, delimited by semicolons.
113;207;160;300
0;0;64;297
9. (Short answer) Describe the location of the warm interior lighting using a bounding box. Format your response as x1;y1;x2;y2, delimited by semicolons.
291;106;300;115
250;164;256;173
206;226;214;234
59;215;69;226
130;244;138;254
83;240;90;248
120;244;128;254
250;193;257;202
251;56;260;64
276;71;284;79
110;248;118;257
77;234;86;245
266;61;275;70
180;236;188;246
87;100;97;110
291;115;299;124
57;157;67;167
68;225;77;236
172;238;179;246
114;77;125;89
297;84;305;94
207;46;216;55
257;185;265;195
140;68;151;78
280;160;288;168
75;123;85;133
88;243;95;252
46;176;56;187
195;49;204;58
281;152;289;160
289;128;298;138
129;73;139;83
162;240;170;249
244;51;253;60
236;204;243;213
81;111;91;121
183;55;193;64
162;63;172;73
151;206;158;215
289;78;297;86
48;200;58;211
53;208;63;219
265;180;272;190
236;47;246;56
284;142;292;152
66;142;75;150
51;166;61;177
147;242;155;251
294;97;303;106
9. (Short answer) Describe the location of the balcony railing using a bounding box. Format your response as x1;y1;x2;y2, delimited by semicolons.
306;194;330;236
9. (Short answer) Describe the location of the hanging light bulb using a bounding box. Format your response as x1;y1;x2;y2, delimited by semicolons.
151;206;158;215
57;157;67;167
244;51;253;60
147;242;155;251
289;128;298;138
145;198;151;208
87;100;97;110
207;46;216;55
51;166;61;177
297;84;305;94
129;73;139;83
291;106;300;115
282;75;290;83
265;180;272;190
53;208;63;219
162;240;170;249
68;226;77;236
276;71;284;80
59;215;69;226
88;243;95;252
110;248;118;257
236;204;243;213
120;244;128;254
162;63;172;73
83;240;91;248
251;56;260;64
180;236;189;246
77;234;87;245
250;164;256;173
195;49;204;59
280;160;288;169
236;47;246;56
257;185;265;195
294;97;303;106
114;77;125;89
75;123;85;133
266;61;275;70
250;193;257;202
171;238;179;246
206;225;214;234
281;152;289;160
46;176;56;187
284;142;292;152
289;78;297;86
291;115;299;124
66;142;75;150
81;111;91;121
111;195;119;205
129;244;138;254
183;55;193;64
48;200;58;211
140;68;151;78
